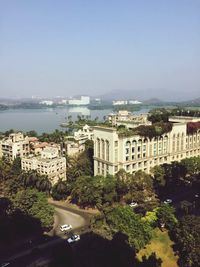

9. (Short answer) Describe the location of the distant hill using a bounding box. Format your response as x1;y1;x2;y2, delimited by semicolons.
99;89;140;101
181;97;200;105
142;98;163;105
98;89;200;103
98;90;164;104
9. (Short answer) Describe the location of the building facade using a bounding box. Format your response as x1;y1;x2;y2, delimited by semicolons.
74;124;94;142
65;141;85;156
93;117;200;176
21;147;66;185
68;96;90;106
108;110;151;128
0;132;30;161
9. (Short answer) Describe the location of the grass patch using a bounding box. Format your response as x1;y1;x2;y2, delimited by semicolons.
137;228;178;267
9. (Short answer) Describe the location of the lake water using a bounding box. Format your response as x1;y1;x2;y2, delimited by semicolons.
0;107;150;134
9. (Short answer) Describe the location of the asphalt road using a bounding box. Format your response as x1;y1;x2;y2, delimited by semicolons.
0;204;90;267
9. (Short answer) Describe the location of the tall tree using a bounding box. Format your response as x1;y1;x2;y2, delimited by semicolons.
92;205;152;251
173;215;200;267
13;189;54;229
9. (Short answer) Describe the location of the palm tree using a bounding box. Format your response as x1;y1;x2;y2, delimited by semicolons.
68;115;72;121
51;180;70;200
22;171;39;188
36;176;52;194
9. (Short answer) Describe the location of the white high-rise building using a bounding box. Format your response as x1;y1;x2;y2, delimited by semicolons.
68;96;90;105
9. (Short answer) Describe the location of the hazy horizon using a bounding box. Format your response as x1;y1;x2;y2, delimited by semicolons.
0;0;200;101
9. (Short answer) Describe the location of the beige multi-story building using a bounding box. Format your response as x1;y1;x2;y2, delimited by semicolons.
29;139;62;156
65;141;85;156
21;147;66;184
0;132;30;161
93;117;200;176
74;124;94;143
108;110;151;128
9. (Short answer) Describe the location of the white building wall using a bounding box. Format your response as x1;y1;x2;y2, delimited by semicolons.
93;123;200;177
0;133;30;161
21;156;66;185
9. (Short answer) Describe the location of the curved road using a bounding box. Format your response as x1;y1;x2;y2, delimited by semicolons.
50;204;90;236
1;203;91;266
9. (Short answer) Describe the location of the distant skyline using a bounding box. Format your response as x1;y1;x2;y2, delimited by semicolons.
0;0;200;101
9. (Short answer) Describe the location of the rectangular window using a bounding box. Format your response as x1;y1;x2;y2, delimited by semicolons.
126;165;130;171
115;149;118;162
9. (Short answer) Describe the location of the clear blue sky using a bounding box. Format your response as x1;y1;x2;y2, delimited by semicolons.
0;0;199;100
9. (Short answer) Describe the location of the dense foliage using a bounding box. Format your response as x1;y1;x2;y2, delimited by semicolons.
65;140;94;181
151;156;200;196
148;108;200;124
148;109;170;123
118;122;172;139
67;170;158;211
51;180;72;200
13;188;54;229
156;204;177;230
0;189;54;245
92;205;152;251
187;121;200;134
173;215;200;267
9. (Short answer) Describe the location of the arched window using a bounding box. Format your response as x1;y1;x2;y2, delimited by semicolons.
126;140;131;146
106;140;109;161
132;140;137;146
101;139;105;159
97;138;100;158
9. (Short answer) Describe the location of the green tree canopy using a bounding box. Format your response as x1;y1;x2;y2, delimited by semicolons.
13;189;54;229
92;205;152;251
173;215;200;267
156;204;177;230
51;180;72;200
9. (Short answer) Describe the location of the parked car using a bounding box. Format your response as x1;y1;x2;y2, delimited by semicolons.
67;234;80;243
163;199;172;204
129;202;138;208
60;224;72;232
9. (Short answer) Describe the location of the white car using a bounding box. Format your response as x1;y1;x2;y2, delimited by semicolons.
163;199;172;204
67;234;80;243
60;224;72;232
129;202;138;208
